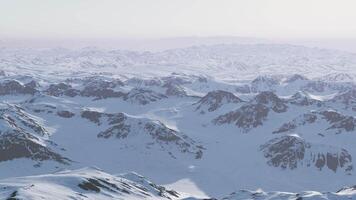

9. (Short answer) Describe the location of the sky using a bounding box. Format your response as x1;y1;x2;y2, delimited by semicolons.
1;0;356;39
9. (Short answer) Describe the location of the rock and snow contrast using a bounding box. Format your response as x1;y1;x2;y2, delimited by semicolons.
0;44;356;199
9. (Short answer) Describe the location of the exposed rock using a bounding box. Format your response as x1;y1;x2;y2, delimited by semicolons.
0;131;70;164
164;83;187;97
57;110;75;118
274;110;356;134
273;113;318;134
80;84;125;100
0;104;49;137
261;135;308;169
0;80;37;96
81;110;104;125
321;111;356;133
81;110;203;159
124;88;167;105
213;104;269;132
253;91;288;113
0;168;183;200
195;90;243;113
288;91;322;106
261;135;353;173
331;89;356;106
251;76;279;92
45;83;79;97
0;103;69;164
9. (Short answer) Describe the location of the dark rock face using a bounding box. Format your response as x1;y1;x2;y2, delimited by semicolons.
261;135;307;169
78;178;131;194
82;78;124;89
320;111;356;133
331;89;356;106
213;91;289;131
251;76;279;92
0;131;69;164
124;88;167;105
46;83;79;97
214;104;269;132
288;91;322;106
254;91;287;113
0;80;37;96
261;135;353;173
273;113;317;134
81;110;104;125
0;104;49;137
195;90;243;112
82;110;203;159
57;111;75;118
164;83;187;97
97;113;130;139
0;104;69;164
314;150;353;172
274;110;356;134
126;77;162;87
80;84;125;100
46;78;125;99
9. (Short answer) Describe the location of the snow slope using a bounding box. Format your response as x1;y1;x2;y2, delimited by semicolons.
0;44;356;199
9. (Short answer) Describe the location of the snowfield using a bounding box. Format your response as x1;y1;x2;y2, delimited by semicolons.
0;44;356;199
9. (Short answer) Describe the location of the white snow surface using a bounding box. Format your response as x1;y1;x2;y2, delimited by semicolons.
0;44;356;199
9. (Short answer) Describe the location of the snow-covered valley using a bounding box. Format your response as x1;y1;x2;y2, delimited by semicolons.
0;44;356;199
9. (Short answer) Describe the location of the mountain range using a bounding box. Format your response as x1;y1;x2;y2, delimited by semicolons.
1;44;356;199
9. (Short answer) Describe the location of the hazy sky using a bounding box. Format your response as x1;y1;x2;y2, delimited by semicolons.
1;0;356;39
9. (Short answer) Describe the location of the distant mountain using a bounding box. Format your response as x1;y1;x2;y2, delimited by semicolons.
1;45;356;198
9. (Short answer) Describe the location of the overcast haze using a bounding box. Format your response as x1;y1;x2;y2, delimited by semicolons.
1;0;356;53
1;0;356;39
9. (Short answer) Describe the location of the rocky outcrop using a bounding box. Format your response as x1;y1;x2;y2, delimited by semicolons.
0;168;182;200
274;110;356;134
0;80;38;96
46;78;125;99
331;89;356;106
81;110;203;159
261;135;353;173
213;104;269;132
57;110;75;118
195;90;243;113
124;88;167;105
0;104;49;137
250;76;279;92
80;79;125;100
261;135;307;170
213;92;287;132
0;131;69;164
0;103;69;164
253;91;287;113
288;91;322;106
45;83;80;97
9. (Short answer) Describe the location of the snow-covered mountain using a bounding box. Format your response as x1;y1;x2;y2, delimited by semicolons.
0;167;197;200
1;44;356;199
2;43;356;81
